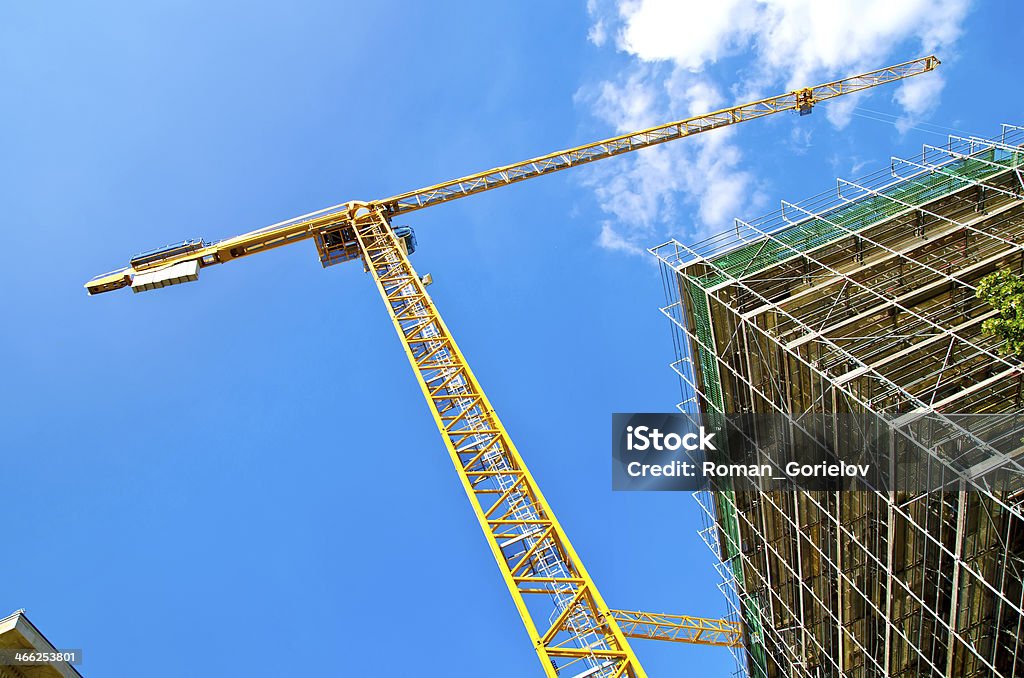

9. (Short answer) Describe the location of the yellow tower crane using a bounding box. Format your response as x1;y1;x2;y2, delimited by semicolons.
86;56;939;678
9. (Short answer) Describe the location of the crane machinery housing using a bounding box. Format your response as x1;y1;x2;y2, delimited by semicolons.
86;56;939;678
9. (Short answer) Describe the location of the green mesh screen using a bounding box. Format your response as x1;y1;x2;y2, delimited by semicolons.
692;151;1019;290
687;280;769;677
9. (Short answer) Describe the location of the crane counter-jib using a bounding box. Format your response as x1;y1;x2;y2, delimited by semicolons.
84;200;358;294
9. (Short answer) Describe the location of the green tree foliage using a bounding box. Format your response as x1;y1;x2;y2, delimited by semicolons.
976;268;1024;357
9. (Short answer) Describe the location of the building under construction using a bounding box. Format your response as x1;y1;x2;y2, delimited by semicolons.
653;125;1024;677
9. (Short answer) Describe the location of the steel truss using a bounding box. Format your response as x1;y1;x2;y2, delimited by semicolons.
353;206;645;678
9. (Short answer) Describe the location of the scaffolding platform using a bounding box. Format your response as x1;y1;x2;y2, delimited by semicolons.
652;125;1024;678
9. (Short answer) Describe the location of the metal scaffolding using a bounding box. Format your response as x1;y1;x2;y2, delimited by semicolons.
652;125;1024;678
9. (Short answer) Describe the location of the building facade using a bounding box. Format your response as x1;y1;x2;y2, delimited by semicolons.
652;126;1024;677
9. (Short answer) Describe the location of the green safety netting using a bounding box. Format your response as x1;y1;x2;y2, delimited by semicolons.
687;280;769;678
692;150;1020;290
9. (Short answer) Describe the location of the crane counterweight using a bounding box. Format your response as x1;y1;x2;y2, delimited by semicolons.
129;238;206;269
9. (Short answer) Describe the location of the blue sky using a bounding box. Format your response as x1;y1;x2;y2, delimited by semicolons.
1;1;1020;676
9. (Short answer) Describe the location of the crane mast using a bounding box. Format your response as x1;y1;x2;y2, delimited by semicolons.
86;57;940;677
355;204;644;676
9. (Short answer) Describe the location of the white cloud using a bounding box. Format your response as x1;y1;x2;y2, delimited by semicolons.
617;0;759;69
585;67;661;132
823;96;860;130
612;0;967;88
586;0;614;47
894;73;947;133
598;221;645;254
583;0;970;254
789;126;812;155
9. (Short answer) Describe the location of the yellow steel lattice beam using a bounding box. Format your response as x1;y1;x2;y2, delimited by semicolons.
377;57;939;216
85;56;939;294
608;609;743;648
350;204;645;677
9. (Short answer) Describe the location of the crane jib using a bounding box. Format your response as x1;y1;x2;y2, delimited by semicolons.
85;55;938;295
